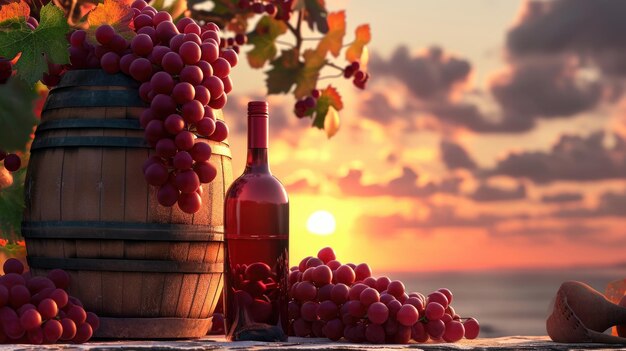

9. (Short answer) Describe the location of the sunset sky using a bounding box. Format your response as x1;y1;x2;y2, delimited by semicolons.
224;0;626;272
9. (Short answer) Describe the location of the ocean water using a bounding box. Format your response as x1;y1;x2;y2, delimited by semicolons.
383;267;626;337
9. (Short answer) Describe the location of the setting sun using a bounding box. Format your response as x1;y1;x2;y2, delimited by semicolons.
306;210;336;236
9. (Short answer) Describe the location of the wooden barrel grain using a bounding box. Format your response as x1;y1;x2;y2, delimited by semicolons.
21;69;232;339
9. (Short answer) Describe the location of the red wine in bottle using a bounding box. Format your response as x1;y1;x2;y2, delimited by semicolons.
224;101;289;341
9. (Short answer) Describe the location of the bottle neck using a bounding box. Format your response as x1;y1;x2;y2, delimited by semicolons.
245;114;270;173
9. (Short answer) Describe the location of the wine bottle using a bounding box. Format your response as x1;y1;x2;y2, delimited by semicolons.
223;101;289;341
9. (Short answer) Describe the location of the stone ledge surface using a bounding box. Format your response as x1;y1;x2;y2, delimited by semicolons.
0;336;625;350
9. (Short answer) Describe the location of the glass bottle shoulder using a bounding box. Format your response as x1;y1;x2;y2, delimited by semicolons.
225;171;289;204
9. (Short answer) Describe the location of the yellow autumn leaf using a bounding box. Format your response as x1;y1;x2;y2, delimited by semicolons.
324;105;340;138
316;11;345;58
86;0;135;42
346;24;371;63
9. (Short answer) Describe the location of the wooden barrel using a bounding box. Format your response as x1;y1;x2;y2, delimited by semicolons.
21;69;232;339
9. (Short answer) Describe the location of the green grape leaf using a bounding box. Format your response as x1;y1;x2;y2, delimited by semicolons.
0;77;38;151
266;48;302;95
346;24;371;63
316;11;345;58
303;0;328;33
246;16;287;68
312;85;343;129
0;3;69;85
87;0;135;42
0;168;25;238
294;49;325;99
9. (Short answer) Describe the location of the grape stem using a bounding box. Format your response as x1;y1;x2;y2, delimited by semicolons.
275;39;295;47
285;10;304;51
318;72;344;80
325;62;345;72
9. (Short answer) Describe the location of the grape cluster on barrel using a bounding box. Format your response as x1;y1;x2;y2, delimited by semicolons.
287;247;479;344
0;259;99;344
63;0;237;214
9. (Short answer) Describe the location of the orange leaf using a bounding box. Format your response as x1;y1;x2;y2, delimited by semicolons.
320;85;343;110
86;0;135;43
316;11;345;58
346;24;371;63
0;2;30;23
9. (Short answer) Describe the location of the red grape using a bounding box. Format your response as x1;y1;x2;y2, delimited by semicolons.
193;161;217;183
153;11;173;26
129;57;153;82
175;170;200;193
220;48;238;67
425;302;445;321
178;192;202;213
47;269;70;290
179;42;201;65
359;287;380;307
156;138;177;158
365;323;385;344
463;317;480;339
172;82;195;105
425;319;446;340
387;280;405;299
317;247;336;263
60;318;77;340
164;114;185;134
37;298;58;320
200;42;219;62
180;65;203;86
428;291;449;308
367;301;389;325
173;151;193;170
43;319;63;343
10;285;30;308
335;265;356;286
397;304;419;326
194;85;210;106
162;52;184;74
144;163;169;186
3;154;21;172
131;33;154;56
175;131;195;151
95;25;115;45
49;289;68;309
72;322;93;344
20;309;41;330
151;71;174;94
100;52;120;74
182;100;204;123
210;120;229;142
208;91;227;109
157;183;179;207
3;259;23;275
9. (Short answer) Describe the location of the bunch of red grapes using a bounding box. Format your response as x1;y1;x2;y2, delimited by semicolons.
237;0;294;21
63;0;237;214
0;259;99;344
294;89;319;118
288;247;479;344
0;150;21;173
343;61;369;89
